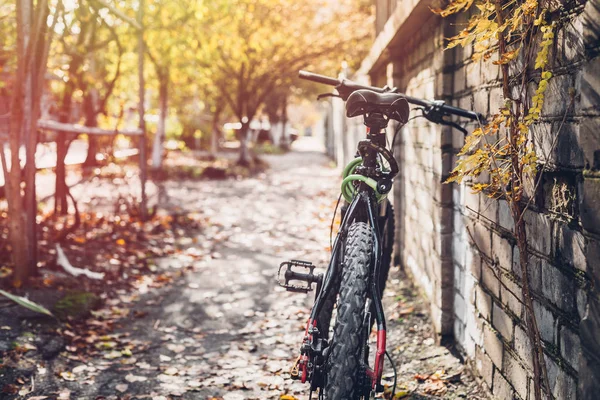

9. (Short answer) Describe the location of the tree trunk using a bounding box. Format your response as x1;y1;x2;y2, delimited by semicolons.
7;0;30;286
54;132;69;214
83;78;99;167
210;104;222;158
237;121;251;166
84;137;98;166
152;74;168;170
23;0;52;278
279;96;289;150
55;83;75;215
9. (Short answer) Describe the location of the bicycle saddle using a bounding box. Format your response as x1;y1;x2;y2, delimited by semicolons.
346;89;410;124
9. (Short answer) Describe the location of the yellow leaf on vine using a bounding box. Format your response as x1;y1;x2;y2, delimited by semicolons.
493;48;520;65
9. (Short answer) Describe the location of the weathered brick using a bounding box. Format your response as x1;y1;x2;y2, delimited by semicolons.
454;318;466;344
493;370;514;400
493;302;514;341
469;252;482;281
503;352;529;400
579;55;600;113
453;234;468;269
498;199;515;233
454;65;466;93
560;325;582;372
484;324;504;369
475;346;494;389
514;324;534;371
559;17;585;66
512;245;522;279
482;263;500;297
481;62;500;84
538;122;585;169
582;0;600;51
473;221;492;258
545;355;578;400
557;225;587;272
465;60;481;88
492;233;513;272
473;88;489;116
533;300;556;344
541;261;576;314
476;285;492;320
454;263;464;291
464;190;480;218
541;74;575;117
577;287;588;321
488;86;504;116
581;177;600;236
454;291;467;323
580;117;600;171
523;210;552;256
480;196;498;224
525;255;544;294
500;281;523;319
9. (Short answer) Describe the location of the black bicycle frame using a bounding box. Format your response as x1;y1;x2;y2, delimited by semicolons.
294;69;485;397
303;126;390;391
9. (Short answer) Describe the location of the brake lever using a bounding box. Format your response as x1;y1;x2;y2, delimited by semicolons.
418;106;469;135
317;93;340;101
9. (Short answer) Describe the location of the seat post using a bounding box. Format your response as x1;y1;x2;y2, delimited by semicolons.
364;112;388;148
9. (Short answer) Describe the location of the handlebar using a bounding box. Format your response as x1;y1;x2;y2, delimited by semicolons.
298;70;341;87
298;70;484;123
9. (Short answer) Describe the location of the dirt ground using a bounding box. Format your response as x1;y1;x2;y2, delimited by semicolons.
0;138;490;399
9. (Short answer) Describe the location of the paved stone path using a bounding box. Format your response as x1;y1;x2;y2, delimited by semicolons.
11;137;489;399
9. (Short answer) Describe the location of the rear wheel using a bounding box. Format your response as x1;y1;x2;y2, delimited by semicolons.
323;222;372;400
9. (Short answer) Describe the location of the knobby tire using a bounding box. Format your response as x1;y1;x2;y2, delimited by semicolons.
323;222;373;400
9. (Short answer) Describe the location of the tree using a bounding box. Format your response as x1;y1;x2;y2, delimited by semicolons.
198;0;373;165
49;1;132;213
1;0;61;285
143;0;199;170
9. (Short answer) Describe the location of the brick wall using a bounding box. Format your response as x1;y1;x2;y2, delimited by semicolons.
326;1;600;399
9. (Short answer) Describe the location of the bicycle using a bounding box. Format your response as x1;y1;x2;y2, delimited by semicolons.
277;70;483;399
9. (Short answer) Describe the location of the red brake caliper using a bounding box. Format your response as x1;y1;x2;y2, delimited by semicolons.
293;318;317;383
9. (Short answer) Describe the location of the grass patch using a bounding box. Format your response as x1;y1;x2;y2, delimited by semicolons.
53;291;101;320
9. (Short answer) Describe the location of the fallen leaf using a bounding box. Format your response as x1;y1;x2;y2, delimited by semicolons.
72;365;87;374
60;371;76;381
166;343;186;353
57;389;71;400
421;379;447;396
115;383;128;393
399;306;415;316
104;350;122;359
125;374;148;383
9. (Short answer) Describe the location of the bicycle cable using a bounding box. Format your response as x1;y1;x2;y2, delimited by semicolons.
329;192;343;251
385;350;398;399
391;113;421;151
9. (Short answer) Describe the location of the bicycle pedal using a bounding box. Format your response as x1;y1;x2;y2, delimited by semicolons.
277;260;322;293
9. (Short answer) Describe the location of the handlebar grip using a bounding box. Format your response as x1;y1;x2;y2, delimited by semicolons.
439;104;483;121
298;70;341;87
